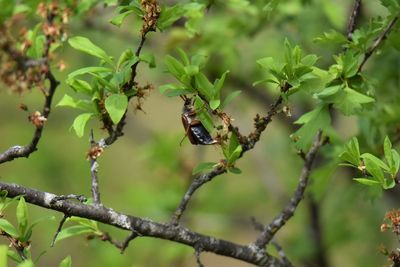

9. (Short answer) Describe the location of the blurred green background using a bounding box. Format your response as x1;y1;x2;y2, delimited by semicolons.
1;0;399;266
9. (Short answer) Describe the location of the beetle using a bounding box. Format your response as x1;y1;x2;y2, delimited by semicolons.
181;96;217;145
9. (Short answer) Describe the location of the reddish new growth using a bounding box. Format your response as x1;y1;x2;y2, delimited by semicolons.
140;0;161;36
86;145;104;160
0;2;70;94
135;83;154;112
381;210;400;235
29;111;47;128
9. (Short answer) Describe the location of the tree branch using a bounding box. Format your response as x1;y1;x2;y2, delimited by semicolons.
346;0;362;40
0;182;287;267
254;130;324;248
358;15;399;72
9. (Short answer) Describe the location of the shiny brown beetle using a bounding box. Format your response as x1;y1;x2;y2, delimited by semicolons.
181;97;217;145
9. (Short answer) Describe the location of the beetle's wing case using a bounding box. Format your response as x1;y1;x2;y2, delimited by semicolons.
190;124;217;145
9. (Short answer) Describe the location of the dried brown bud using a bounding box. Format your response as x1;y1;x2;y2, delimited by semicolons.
87;145;104;160
29;111;47;127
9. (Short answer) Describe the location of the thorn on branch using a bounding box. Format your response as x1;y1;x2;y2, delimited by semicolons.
51;214;69;247
120;231;141;254
195;244;205;267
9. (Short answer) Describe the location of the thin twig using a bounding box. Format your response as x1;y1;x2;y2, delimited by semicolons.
89;130;101;205
271;240;293;267
254;130;324;248
51;214;69;247
171;166;226;225
250;217;293;266
347;0;362;40
120;231;140;254
358;16;399;72
100;232;123;249
1;232;27;260
307;196;329;267
195;245;205;267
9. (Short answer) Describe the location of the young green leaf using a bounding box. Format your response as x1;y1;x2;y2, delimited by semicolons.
194;96;214;134
194;73;213;101
59;256;72;267
339;137;361;167
228;167;242;174
213;70;230;98
383;136;394;172
16;259;34;267
57;95;94;112
55;225;96;243
177;48;190;66
109;10;134;26
72;113;94;138
209;99;220;110
228;145;243;165
353;178;381;186
361;153;389;171
66;79;92;95
0;245;7;267
392;149;400;174
220;90;241;109
165;55;185;80
192;162;217;175
16;197;28;237
68;36;113;66
139;53;156;68
67;67;113;80
0;219;19;238
364;157;385;183
105;94;128;124
157;4;185;31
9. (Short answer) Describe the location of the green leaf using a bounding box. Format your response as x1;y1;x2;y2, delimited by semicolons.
361;153;390;172
383;178;396;190
68;36;113;66
228;145;243;165
67;217;99;231
17;260;34;267
67;67;113;80
72;113;94;138
0;218;19;238
109;10;134;26
177;48;190;66
105;94;128;124
57;95;94;112
7;249;21;263
139;53;156;68
194;96;214;134
59;256;72;267
184;65;199;77
339;137;361;167
0;245;7;267
192;162;216;175
16;197;28;237
292;105;330;150
165;55;185;80
117;49;138;70
194;73;213;101
55;225;96;243
66;79;92;95
383;136;395;173
393;149;400;173
0;0;15;24
157;4;185;31
363;157;385;183
334;87;374;116
314;85;342;100
228;167;242;174
353;178;381;186
220;90;241;109
209;99;220;110
213;71;230;98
